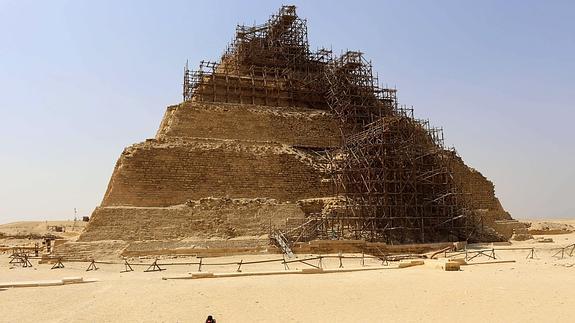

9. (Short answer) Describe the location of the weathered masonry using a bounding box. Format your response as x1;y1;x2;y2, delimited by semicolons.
71;6;517;258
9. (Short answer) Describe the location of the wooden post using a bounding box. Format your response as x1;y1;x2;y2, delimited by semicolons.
553;247;566;259
86;259;98;271
121;259;134;273
526;248;535;259
381;254;388;266
51;258;65;270
144;259;165;272
22;254;32;268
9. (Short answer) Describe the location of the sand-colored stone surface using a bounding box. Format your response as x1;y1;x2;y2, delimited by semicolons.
79;6;514;245
526;219;575;235
1;220;575;322
0;220;86;253
0;220;86;239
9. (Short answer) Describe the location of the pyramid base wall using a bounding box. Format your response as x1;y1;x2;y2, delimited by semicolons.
79;198;305;242
102;138;333;207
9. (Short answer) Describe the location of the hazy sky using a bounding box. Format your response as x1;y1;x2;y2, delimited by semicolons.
0;0;573;223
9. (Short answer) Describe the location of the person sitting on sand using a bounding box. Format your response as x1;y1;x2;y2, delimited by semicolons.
206;315;216;323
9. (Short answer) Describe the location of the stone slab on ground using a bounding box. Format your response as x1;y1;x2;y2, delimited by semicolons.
0;277;96;288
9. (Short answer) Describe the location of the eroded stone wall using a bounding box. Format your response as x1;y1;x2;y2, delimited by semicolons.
80;198;304;242
101;138;332;207
67;6;514;251
156;102;342;148
449;153;511;224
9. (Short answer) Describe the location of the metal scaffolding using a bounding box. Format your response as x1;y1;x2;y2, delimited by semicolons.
182;5;484;244
327;116;471;243
183;5;328;109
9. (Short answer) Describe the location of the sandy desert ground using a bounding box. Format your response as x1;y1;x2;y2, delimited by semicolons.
1;220;575;323
0;220;86;240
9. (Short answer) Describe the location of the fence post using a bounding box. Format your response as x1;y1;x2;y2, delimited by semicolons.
144;259;165;272
51;258;65;270
121;259;134;273
526;248;535;259
86;259;98;271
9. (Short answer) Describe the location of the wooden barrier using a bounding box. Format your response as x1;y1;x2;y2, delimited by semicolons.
11;243;574;274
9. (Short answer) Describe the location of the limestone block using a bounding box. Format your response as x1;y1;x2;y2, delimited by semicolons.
398;259;425;268
301;268;323;274
191;272;215;279
37;280;65;287
62;277;83;284
444;261;461;271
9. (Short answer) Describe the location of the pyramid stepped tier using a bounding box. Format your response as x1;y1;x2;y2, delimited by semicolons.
449;154;511;223
101;138;332;207
80;198;304;242
64;5;516;258
51;241;129;261
156;101;342;148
